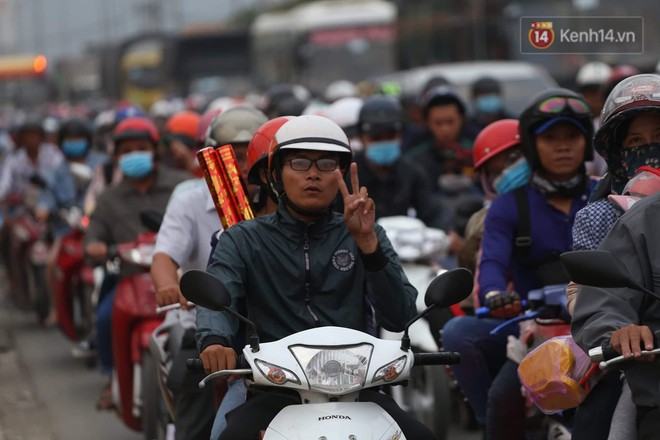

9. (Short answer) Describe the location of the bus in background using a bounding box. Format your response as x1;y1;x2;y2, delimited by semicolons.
170;28;251;98
118;34;169;110
0;54;53;110
113;29;252;109
250;0;397;95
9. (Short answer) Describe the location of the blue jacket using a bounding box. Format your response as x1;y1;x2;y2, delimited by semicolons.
196;202;418;350
478;182;595;304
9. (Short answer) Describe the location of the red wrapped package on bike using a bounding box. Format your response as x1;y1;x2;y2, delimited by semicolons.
197;147;242;229
517;335;601;414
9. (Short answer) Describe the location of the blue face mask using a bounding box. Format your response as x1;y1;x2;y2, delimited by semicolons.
493;157;531;195
475;94;503;115
365;140;401;166
62;139;89;158
119;151;154;178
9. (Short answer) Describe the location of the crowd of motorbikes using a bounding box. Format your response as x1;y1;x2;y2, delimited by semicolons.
1;181;651;440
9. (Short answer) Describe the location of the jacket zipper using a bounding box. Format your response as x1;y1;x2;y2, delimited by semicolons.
303;232;320;326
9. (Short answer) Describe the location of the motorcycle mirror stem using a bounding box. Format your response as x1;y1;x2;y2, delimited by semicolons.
560;250;660;302
180;270;260;352
401;268;474;351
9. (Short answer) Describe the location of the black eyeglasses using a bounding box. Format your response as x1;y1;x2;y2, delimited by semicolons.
287;157;339;172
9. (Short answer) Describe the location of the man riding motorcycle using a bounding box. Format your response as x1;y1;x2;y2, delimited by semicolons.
195;115;436;440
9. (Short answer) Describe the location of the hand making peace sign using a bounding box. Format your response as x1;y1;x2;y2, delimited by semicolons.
335;163;379;253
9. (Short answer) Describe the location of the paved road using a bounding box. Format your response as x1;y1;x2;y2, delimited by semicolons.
0;268;141;440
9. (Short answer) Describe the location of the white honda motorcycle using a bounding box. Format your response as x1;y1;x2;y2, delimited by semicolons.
180;267;473;440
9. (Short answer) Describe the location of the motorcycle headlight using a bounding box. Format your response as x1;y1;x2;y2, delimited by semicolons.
373;355;407;383
254;359;300;386
290;344;372;395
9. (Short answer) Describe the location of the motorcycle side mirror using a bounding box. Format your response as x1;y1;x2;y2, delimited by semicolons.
180;269;231;311
179;270;260;352
560;250;660;302
425;267;474;308
140;209;164;233
401;268;474;351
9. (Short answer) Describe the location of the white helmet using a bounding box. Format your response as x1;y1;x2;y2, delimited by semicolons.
324;97;363;130
268;115;352;181
324;80;358;103
149;99;175;119
576;61;613;87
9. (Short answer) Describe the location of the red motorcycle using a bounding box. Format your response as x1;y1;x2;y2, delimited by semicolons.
53;206;97;365
110;211;167;440
7;188;51;322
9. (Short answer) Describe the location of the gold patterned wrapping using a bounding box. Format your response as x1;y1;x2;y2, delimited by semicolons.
218;145;254;221
196;147;241;229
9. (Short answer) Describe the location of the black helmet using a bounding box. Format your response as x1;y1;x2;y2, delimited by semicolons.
58;118;93;146
419;85;467;119
519;88;593;170
594;73;660;190
358;96;403;136
471;77;501;97
17;117;45;136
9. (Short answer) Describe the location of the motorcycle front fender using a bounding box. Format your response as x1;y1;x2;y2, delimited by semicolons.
264;401;405;440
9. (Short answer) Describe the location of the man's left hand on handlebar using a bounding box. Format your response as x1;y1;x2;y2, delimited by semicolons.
611;324;656;361
484;290;523;319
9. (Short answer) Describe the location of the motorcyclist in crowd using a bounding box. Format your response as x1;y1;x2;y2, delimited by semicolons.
442;88;596;440
36;118;108;326
83;116;189;410
0;118;64;302
352;95;443;228
571;190;660;440
195;115;436;440
161;110;201;176
567;73;660;440
0;118;63;202
404;85;480;193
400;75;451;152
150;105;267;439
456;119;527;293
404;85;482;254
468;77;511;132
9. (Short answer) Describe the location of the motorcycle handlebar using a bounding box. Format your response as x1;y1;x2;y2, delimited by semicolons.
186;355;249;372
589;342;660;370
186;358;204;372
414;352;461;366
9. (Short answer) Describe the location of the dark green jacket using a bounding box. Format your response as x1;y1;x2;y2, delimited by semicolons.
196;202;418;350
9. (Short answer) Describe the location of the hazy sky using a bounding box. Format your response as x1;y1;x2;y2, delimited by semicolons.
2;0;260;61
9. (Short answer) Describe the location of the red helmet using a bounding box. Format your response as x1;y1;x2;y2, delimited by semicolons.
473;119;520;170
112;117;159;146
247;116;293;185
165;110;200;140
195;108;223;148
